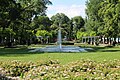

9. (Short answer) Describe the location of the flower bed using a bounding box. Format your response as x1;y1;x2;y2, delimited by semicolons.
0;59;120;80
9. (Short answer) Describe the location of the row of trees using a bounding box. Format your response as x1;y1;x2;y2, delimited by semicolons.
31;13;85;44
85;0;120;44
1;0;119;47
0;0;85;47
0;0;52;47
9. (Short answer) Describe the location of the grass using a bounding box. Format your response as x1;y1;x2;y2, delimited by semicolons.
0;45;120;64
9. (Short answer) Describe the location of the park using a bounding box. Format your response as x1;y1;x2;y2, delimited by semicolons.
0;0;120;80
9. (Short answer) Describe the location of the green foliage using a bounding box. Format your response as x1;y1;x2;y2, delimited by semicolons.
50;13;71;40
0;0;52;46
89;31;96;37
77;31;85;40
51;13;70;25
32;16;52;30
98;0;120;37
71;16;85;40
86;0;120;38
3;28;16;36
72;16;85;29
36;30;52;38
85;0;103;35
77;31;95;41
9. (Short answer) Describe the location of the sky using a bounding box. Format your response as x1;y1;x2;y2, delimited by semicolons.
47;0;87;18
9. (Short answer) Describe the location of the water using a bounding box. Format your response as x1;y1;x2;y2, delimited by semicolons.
29;45;93;52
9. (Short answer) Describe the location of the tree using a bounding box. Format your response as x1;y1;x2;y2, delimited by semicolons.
0;0;22;46
15;0;52;45
31;15;52;43
50;13;71;40
71;16;85;40
32;16;52;31
0;0;52;46
36;29;52;44
85;0;103;35
86;0;120;45
98;0;120;39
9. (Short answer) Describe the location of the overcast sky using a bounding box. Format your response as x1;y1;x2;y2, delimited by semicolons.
47;0;87;18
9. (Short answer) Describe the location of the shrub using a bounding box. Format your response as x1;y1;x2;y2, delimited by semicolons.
23;59;120;80
0;59;120;80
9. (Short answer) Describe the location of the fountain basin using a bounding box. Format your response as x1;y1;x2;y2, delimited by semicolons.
29;46;91;52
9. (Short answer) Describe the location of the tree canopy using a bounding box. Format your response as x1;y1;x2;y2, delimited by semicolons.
50;13;71;40
0;0;52;46
86;0;120;39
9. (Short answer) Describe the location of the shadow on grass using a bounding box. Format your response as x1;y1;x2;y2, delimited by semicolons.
101;50;120;52
83;46;106;52
0;47;44;57
0;45;120;57
83;46;120;53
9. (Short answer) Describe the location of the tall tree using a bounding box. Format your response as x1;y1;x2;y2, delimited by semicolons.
0;0;52;46
31;16;52;44
0;0;22;46
51;13;71;40
16;0;52;45
85;0;103;35
86;0;120;45
32;16;52;31
71;16;85;40
98;0;120;39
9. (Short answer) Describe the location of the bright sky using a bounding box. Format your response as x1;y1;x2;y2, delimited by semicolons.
47;0;87;18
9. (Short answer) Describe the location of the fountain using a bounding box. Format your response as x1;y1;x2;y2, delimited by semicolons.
29;19;91;52
58;27;62;51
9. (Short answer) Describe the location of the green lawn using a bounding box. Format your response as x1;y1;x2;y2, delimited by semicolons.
0;45;120;64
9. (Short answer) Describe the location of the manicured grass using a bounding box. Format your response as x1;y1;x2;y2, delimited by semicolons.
0;45;120;64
